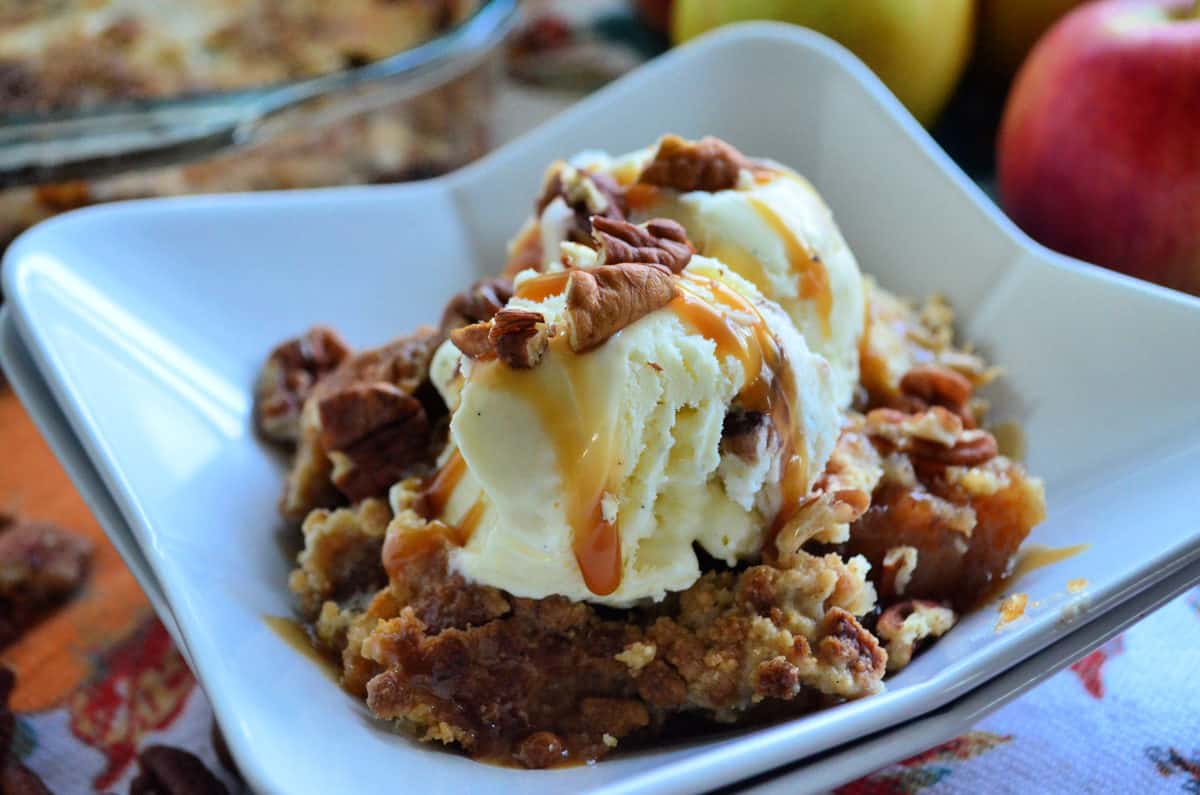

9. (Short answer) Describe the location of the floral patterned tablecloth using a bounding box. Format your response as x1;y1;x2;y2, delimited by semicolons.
3;2;1199;792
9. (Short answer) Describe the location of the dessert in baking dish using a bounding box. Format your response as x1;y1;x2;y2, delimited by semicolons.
0;0;491;250
256;134;1046;767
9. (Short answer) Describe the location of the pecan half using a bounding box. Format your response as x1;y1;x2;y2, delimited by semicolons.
318;383;415;452
317;386;431;502
490;308;548;369
130;744;230;795
899;363;975;424
439;278;514;336
909;431;999;469
255;326;351;445
638;134;750;192
591;216;694;274
564;263;678;352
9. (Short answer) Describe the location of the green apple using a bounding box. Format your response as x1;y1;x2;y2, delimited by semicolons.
670;0;975;125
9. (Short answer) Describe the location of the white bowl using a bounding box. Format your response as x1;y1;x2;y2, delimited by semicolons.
4;23;1200;795
4;309;1198;795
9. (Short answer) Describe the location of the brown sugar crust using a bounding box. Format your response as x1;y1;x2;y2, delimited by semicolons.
300;498;882;768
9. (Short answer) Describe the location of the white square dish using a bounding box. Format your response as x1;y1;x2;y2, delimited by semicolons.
5;309;1199;795
4;23;1200;794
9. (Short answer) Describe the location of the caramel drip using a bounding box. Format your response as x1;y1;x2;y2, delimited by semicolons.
1004;544;1089;591
472;337;622;595
382;520;471;576
514;270;571;302
625;183;663;211
699;240;775;305
264;616;339;682
747;197;833;338
459;497;487;537
421;449;467;518
671;275;808;534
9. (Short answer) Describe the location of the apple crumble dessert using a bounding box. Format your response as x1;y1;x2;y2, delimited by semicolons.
256;135;1046;767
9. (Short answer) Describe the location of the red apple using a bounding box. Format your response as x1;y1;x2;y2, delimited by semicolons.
998;0;1200;294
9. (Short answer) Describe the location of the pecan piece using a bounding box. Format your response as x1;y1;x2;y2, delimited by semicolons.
490;308;548;369
816;607;886;683
0;514;92;649
439;278;514;336
316;386;431;502
639;134;750;192
909;430;999;469
591;216;694;273
537;164;626;243
564;263;678;352
449;322;496;361
900;363;973;410
255;326;351;444
130;744;230;795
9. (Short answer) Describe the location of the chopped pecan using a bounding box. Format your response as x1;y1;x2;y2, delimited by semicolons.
255;326;351;445
816;607;886;682
754;656;801;700
909;431;999;469
316;386;431;502
899;363;976;424
638;134;749;192
900;363;972;408
449;322;496;360
0;515;92;649
490;308;549;369
564;264;678;352
439;278;514;336
591;216;694;274
875;599;956;671
130;744;230;795
537;164;626;243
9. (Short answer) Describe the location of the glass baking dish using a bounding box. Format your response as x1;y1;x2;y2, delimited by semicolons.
0;0;517;251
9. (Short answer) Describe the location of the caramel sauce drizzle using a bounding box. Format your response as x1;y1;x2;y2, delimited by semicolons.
671;275;808;537
422;449;467;518
264;616;339;682
471;335;623;595
1003;544;1089;592
746;197;833;338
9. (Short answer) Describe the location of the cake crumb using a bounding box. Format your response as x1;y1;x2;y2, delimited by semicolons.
1067;578;1088;593
996;593;1028;628
614;641;656;673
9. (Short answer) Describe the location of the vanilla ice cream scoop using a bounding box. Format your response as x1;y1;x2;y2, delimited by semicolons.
423;257;840;605
524;137;866;408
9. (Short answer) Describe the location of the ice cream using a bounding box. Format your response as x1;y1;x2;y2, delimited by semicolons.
526;136;866;408
421;254;841;606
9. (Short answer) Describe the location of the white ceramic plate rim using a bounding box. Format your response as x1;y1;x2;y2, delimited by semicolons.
4;22;1200;795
